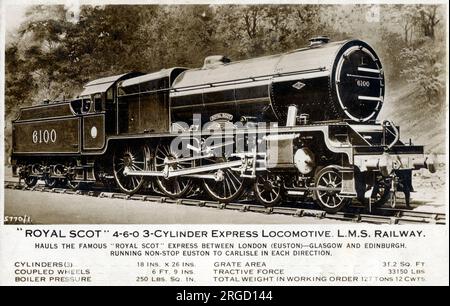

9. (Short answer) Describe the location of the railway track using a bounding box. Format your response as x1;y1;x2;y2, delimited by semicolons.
4;180;446;225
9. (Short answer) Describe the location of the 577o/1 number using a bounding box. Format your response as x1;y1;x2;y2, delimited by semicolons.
32;129;57;144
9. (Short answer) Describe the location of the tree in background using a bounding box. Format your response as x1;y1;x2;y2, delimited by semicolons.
416;5;440;39
14;5;70;102
214;5;322;58
398;5;445;118
400;39;445;115
136;5;217;69
5;43;36;162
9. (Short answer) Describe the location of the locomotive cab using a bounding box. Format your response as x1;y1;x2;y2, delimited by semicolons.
116;68;187;134
78;72;144;137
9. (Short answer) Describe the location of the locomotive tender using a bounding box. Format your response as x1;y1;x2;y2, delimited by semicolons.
11;37;436;213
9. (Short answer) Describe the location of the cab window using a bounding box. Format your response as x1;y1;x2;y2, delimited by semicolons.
82;99;92;114
70;99;82;114
106;88;113;101
94;94;102;112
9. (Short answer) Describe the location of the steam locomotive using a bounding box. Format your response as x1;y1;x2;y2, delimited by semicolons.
11;37;436;213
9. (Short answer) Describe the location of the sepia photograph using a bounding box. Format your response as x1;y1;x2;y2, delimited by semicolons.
3;1;447;225
1;0;448;288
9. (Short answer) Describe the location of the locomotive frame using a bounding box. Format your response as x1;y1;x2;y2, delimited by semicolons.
10;37;436;213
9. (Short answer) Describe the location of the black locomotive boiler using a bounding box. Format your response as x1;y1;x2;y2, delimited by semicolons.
11;37;436;213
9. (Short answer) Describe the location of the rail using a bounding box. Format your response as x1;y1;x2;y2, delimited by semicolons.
4;181;446;225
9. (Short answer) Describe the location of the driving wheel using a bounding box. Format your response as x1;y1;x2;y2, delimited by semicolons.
154;143;194;198
113;144;150;194
202;156;246;203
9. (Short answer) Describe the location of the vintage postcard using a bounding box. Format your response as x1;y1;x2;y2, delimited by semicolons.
1;0;448;291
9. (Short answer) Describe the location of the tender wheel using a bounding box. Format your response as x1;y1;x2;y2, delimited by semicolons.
154;143;194;198
370;176;391;207
254;173;283;207
24;174;38;187
44;165;61;188
113;144;149;194
44;177;58;188
202;156;245;203
66;160;84;190
54;164;67;188
67;180;82;190
24;164;42;187
314;166;351;213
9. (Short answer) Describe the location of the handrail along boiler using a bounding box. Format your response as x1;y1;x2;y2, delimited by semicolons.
11;37;436;213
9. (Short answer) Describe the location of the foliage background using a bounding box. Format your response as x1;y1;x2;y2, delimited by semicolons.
4;4;447;162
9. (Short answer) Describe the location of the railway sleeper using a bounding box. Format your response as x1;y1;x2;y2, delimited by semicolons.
4;180;446;224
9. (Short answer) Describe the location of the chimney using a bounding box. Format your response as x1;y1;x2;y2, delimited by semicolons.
309;36;330;47
203;55;231;69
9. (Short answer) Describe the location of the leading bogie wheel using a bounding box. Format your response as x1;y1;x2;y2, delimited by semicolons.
314;166;351;213
370;176;391;207
254;173;283;207
113;144;150;194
